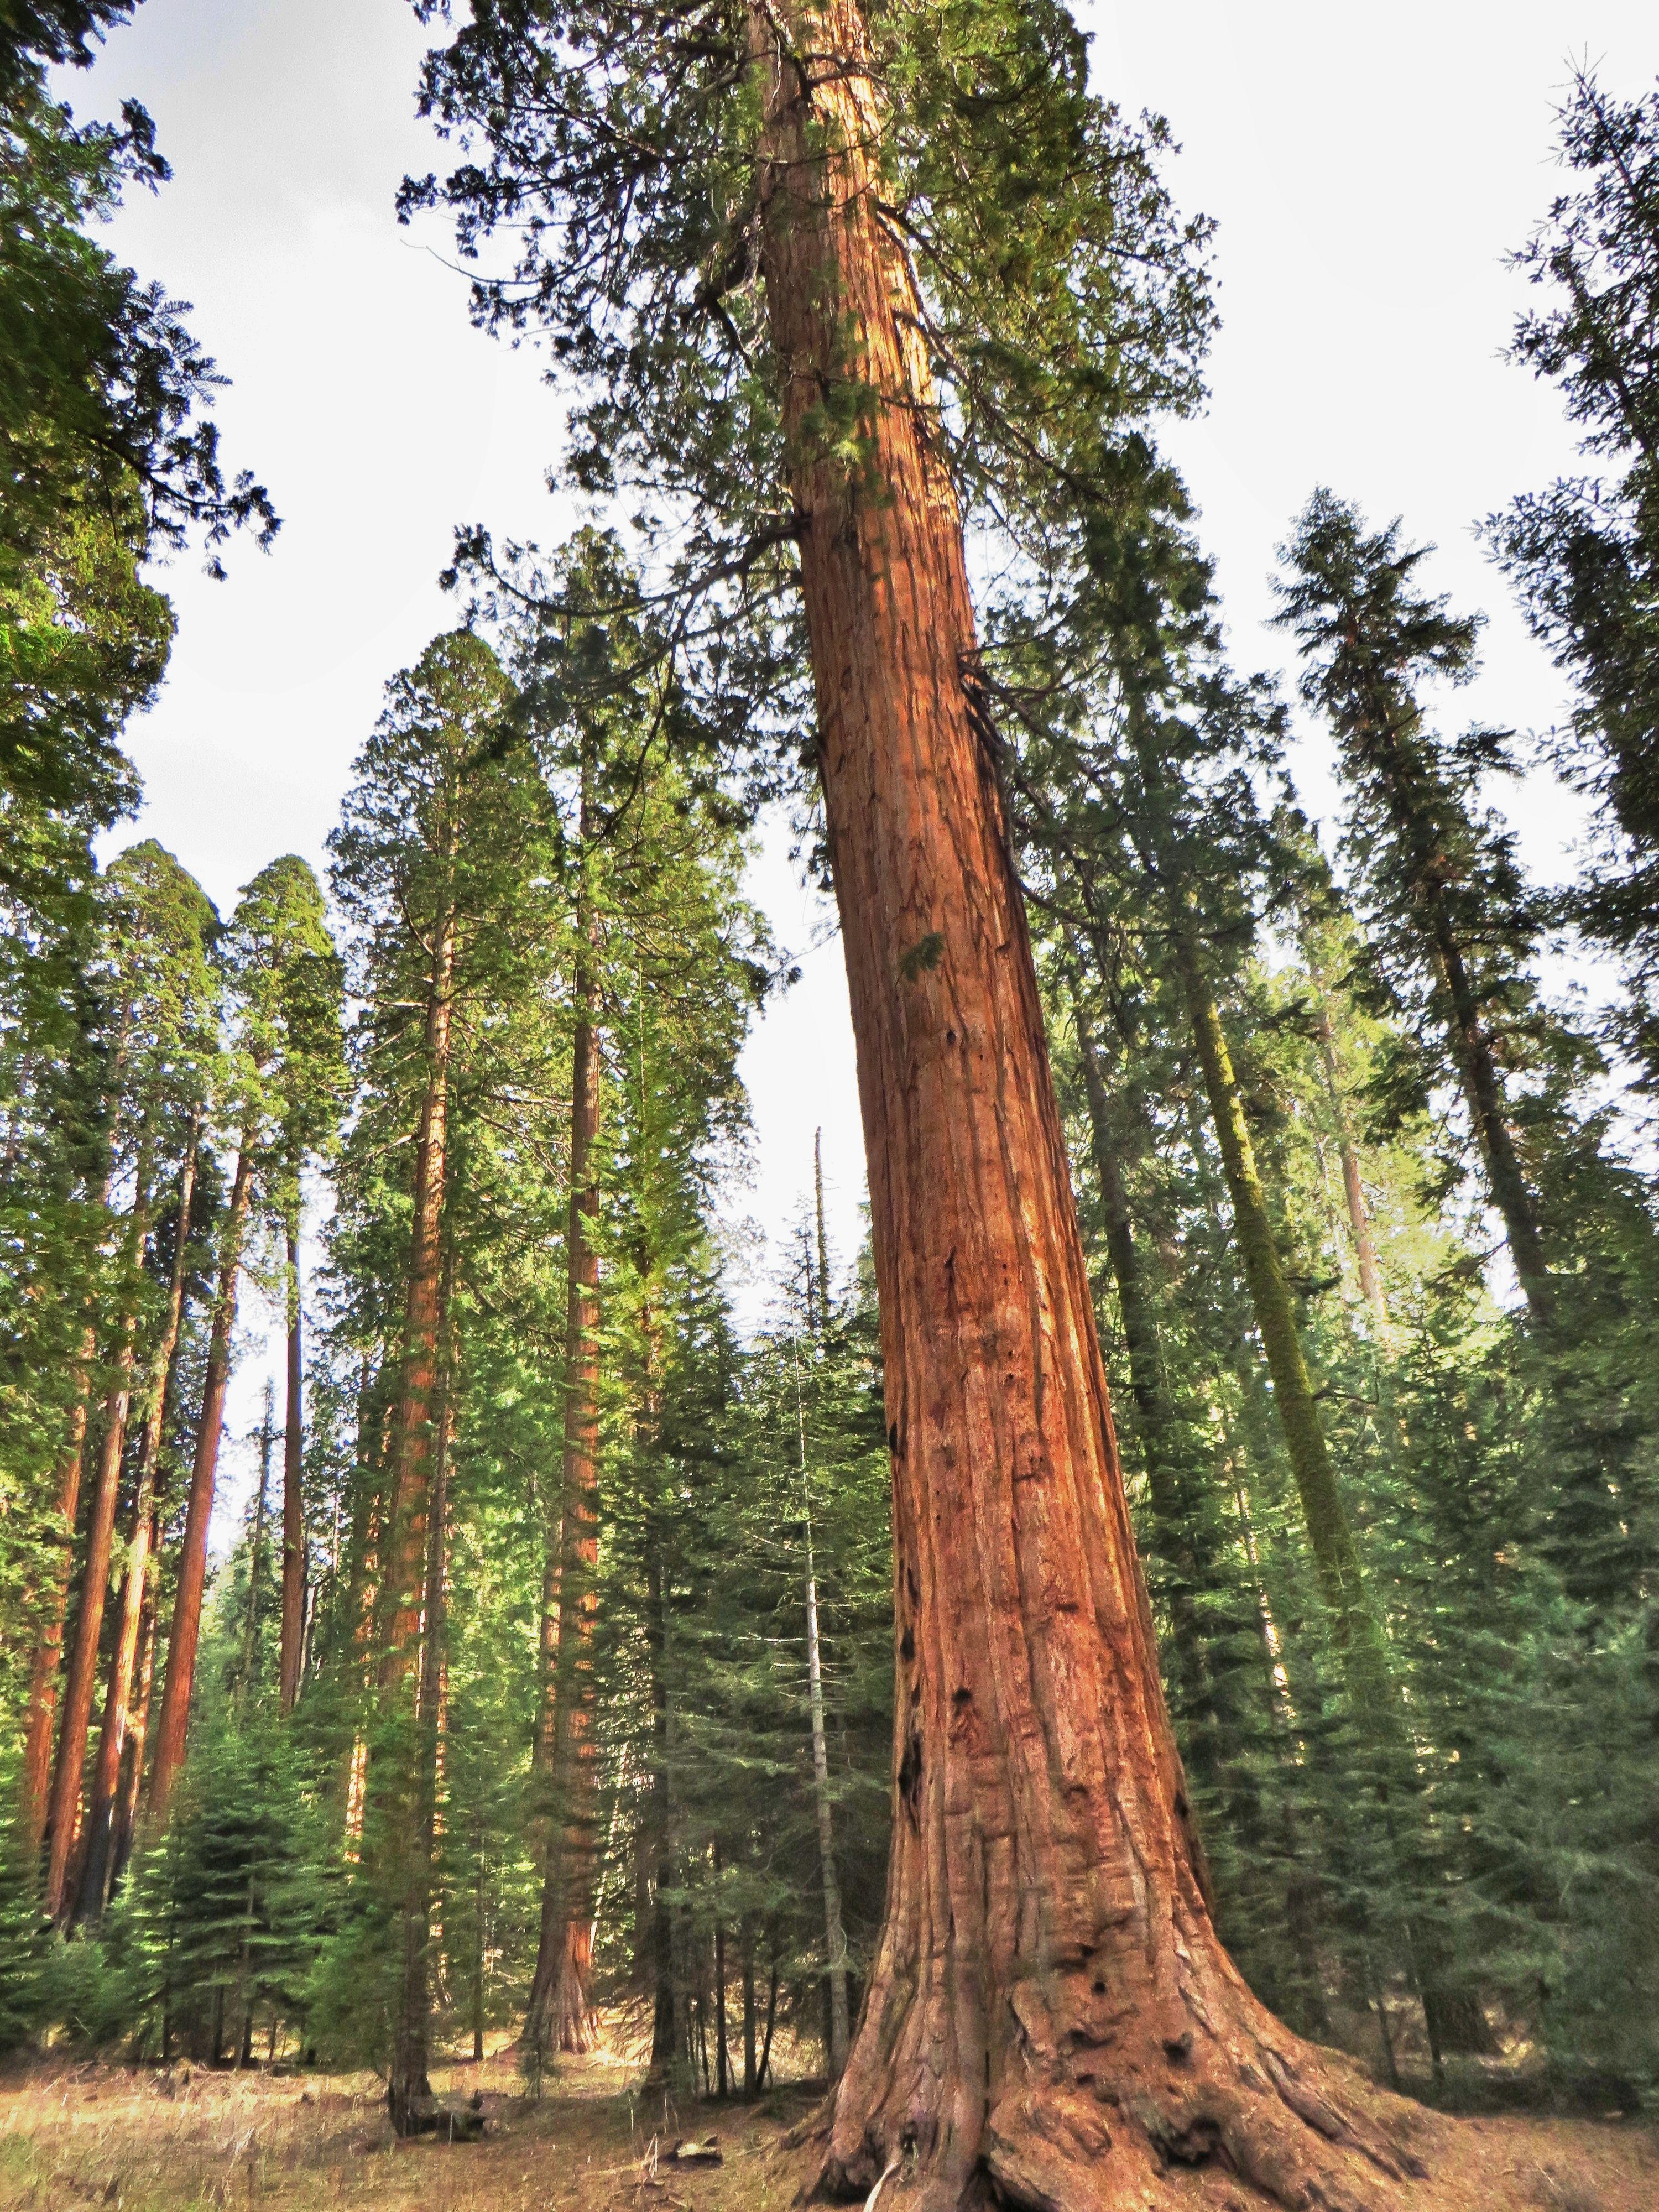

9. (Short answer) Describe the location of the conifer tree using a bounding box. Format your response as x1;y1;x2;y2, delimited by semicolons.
42;841;220;1916
406;3;1448;2194
330;625;556;2127
1276;493;1566;1329
147;859;333;1825
1486;67;1659;1066
228;857;345;1717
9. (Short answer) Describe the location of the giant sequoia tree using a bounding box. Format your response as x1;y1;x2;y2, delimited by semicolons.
408;1;1433;2199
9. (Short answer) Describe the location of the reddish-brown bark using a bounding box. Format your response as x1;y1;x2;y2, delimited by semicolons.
279;1220;306;1714
146;1134;255;1827
752;7;1435;2204
45;1165;153;1919
379;908;455;1700
526;903;604;2058
75;1136;199;1923
112;1554;158;1883
18;1328;95;1869
391;1307;455;2130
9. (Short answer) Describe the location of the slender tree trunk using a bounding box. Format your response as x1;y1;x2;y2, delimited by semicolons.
380;893;457;2135
757;1961;778;2094
240;1389;274;1694
714;1848;729;2098
1168;921;1399;1728
472;1812;488;2063
1428;915;1554;1328
742;1922;757;2098
112;1559;158;1886
19;1051;128;1869
18;1328;96;1869
526;861;604;2056
75;1135;199;1923
147;1132;255;1827
644;1500;677;2077
798;1352;850;2077
814;1125;831;1328
279;1217;307;1714
1310;999;1387;1328
390;1291;455;2133
46;1153;153;1918
752;8;1427;2201
1067;960;1235;1882
1177;931;1483;2060
804;1527;849;2076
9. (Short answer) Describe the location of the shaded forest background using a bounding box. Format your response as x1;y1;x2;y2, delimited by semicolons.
3;0;1659;2126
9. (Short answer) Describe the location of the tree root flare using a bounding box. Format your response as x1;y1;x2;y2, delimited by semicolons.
814;2041;1441;2212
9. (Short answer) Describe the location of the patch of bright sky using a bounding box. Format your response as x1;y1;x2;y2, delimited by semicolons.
69;0;1657;1530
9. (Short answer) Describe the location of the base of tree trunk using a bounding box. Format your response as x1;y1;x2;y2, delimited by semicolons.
528;1921;603;2058
389;2094;486;2142
814;1942;1437;2212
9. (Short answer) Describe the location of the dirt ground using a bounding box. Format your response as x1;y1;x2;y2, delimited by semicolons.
0;2042;1654;2212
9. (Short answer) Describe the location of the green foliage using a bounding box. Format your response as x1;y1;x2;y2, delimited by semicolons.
113;1704;331;2063
1486;66;1659;1055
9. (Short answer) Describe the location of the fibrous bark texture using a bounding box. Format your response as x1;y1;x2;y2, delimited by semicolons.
752;6;1437;2204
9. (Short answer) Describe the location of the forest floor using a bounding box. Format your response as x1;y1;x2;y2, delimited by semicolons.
1;2036;1656;2212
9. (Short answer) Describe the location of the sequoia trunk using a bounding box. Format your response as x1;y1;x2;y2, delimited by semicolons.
75;1135;199;1923
752;6;1431;2204
45;1155;153;1919
147;1132;255;1826
18;1329;96;1869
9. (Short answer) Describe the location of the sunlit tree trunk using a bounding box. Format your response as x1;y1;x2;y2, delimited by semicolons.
74;1133;199;1923
147;1129;255;1827
18;1327;96;1870
751;5;1429;2200
45;1145;154;1918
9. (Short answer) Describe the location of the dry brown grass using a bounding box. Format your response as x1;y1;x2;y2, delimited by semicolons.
0;2042;824;2212
1;2038;1655;2211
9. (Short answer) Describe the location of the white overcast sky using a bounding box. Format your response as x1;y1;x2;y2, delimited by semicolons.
69;2;1658;1512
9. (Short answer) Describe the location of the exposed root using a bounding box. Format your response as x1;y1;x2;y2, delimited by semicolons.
813;1975;1441;2212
